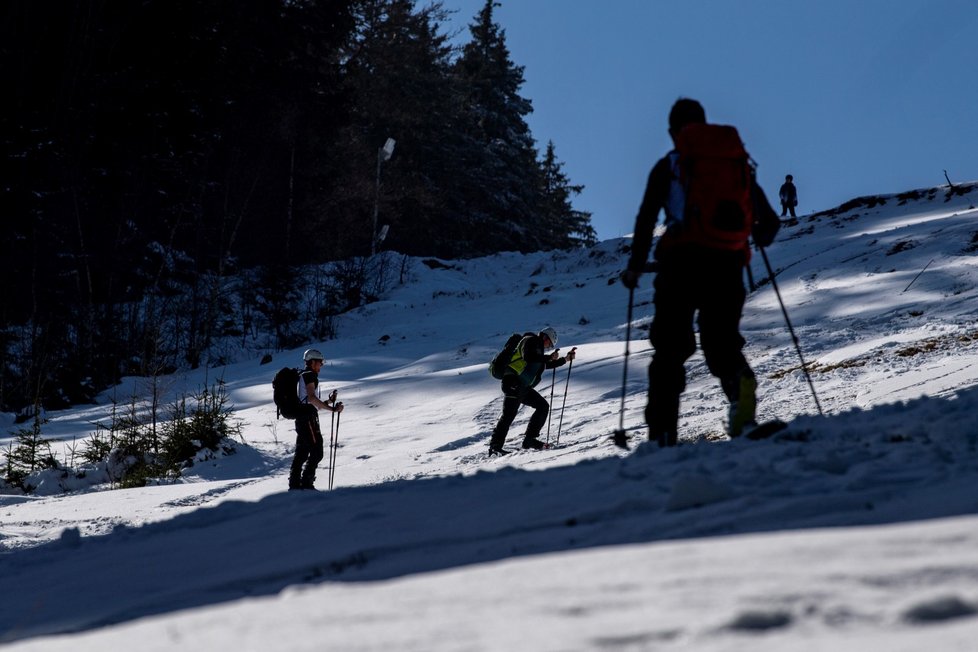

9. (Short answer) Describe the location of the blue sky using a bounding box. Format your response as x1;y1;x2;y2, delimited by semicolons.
440;0;978;240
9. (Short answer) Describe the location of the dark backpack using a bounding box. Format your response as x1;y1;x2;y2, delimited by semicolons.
674;123;754;252
488;332;533;380
272;367;302;419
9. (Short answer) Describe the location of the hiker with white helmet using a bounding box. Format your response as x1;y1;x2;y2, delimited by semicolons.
289;348;343;490
488;327;576;455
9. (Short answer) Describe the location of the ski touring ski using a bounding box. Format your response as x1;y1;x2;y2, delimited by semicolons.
741;419;790;440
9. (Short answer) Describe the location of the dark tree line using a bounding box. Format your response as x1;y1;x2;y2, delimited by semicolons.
0;0;595;415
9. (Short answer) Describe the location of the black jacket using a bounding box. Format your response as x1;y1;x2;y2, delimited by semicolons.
779;181;798;206
512;334;565;388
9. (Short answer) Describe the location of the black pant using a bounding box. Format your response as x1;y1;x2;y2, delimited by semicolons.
490;375;550;448
646;248;754;442
781;202;796;217
290;404;324;488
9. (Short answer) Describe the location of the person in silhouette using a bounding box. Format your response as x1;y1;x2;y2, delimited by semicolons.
289;348;343;490
488;327;575;455
620;98;780;446
779;174;798;217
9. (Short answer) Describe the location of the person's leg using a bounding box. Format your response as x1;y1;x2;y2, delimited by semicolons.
520;387;550;447
647;267;697;446
288;439;307;489
301;410;324;488
489;376;521;451
699;264;755;436
290;409;317;489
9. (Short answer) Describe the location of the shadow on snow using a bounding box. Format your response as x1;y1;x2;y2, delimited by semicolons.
3;385;978;643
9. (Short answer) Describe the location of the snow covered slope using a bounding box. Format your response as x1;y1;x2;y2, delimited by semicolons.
1;183;977;650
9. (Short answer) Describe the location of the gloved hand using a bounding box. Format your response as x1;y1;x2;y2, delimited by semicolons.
620;269;641;289
751;183;782;247
752;217;781;248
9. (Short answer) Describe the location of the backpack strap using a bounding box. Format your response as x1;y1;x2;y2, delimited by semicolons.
664;151;685;229
297;367;314;404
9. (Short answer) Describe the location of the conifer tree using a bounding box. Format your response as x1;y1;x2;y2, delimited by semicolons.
539;141;597;248
454;0;547;252
324;0;473;258
0;0;597;415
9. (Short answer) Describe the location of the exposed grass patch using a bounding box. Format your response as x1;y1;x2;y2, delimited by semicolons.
768;327;978;378
895;329;978;357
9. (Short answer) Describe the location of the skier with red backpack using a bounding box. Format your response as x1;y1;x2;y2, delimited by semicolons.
620;98;781;446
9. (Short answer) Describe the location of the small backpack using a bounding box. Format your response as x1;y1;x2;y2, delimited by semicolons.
674;123;754;252
272;367;302;419
488;332;533;380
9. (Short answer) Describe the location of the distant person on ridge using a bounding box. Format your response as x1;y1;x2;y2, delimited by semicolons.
779;174;798;217
488;327;576;455
290;348;343;490
620;98;781;445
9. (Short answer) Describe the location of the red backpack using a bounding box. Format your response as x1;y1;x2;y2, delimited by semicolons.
672;123;754;252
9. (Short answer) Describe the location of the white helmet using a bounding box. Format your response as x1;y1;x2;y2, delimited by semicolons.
303;348;325;362
539;327;558;349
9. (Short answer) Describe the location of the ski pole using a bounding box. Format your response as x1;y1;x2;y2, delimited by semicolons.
329;411;341;490
328;410;336;488
758;246;824;417
327;389;338;490
902;258;934;293
612;287;634;449
326;392;335;481
554;347;576;446
546;360;557;445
